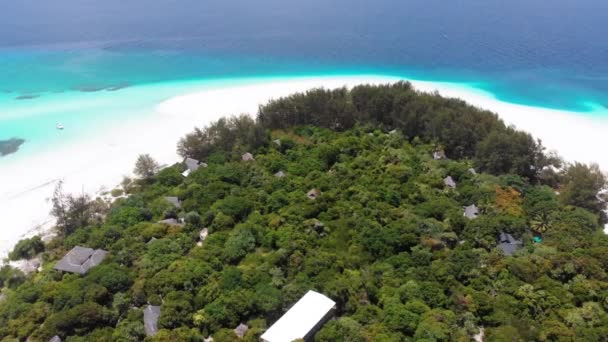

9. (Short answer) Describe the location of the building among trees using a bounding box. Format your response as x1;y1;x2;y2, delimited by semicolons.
261;290;335;342
234;323;249;338
433;150;446;160
53;246;107;275
443;176;457;189
463;204;480;219
182;157;206;177
143;305;161;337
242;152;255;161
497;232;523;256
198;228;209;246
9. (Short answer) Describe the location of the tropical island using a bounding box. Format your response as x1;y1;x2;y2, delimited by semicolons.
1;82;607;341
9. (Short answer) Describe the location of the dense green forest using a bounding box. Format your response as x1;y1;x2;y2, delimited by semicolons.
1;82;607;341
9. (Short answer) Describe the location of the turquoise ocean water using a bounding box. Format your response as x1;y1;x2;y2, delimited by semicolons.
1;0;607;161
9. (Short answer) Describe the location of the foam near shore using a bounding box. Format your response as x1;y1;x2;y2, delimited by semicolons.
1;74;607;258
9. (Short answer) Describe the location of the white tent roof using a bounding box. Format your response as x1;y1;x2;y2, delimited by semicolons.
261;290;335;342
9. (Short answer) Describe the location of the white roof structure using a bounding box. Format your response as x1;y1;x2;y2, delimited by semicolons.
242;152;255;161
443;176;457;189
199;228;209;241
433;150;446;160
261;290;335;342
144;305;161;336
234;323;249;338
464;204;480;219
182;158;207;177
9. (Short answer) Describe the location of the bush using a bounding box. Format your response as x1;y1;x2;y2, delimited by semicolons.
110;188;124;197
0;265;25;288
214;196;253;221
8;236;44;261
155;167;183;187
133;154;159;180
88;264;132;293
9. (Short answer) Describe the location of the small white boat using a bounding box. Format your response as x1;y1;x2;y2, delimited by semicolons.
56;123;64;130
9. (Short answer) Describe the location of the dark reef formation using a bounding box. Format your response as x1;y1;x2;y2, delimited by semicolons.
15;94;40;100
74;83;130;92
0;138;26;156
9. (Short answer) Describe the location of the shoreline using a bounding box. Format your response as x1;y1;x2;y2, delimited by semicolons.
1;74;607;259
406;79;608;168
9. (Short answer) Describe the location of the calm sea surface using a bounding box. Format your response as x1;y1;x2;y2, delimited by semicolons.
1;0;607;155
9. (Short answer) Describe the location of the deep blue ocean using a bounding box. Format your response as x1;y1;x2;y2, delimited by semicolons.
1;0;607;155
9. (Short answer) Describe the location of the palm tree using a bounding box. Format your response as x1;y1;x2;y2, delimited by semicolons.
529;212;552;234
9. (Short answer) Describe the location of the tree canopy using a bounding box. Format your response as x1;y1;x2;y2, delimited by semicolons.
1;83;607;341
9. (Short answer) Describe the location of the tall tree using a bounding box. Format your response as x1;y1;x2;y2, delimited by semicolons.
474;128;544;180
133;154;159;180
560;163;607;222
51;181;92;237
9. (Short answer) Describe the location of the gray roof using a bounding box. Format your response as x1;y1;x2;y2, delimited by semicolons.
443;176;457;189
199;228;209;241
158;218;184;226
164;196;181;208
184;157;207;172
185;157;200;172
273;139;281;147
234;323;249;338
144;305;161;336
49;336;62;342
242;152;254;161
468;168;477;175
53;246;108;275
463;205;479;219
307;189;320;200
498;232;523;256
433;150;446;160
274;171;286;178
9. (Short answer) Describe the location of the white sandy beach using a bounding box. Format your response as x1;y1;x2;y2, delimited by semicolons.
1;75;607;259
